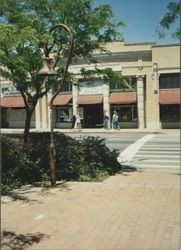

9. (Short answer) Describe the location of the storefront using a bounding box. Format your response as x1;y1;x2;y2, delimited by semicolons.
53;94;73;128
159;89;180;129
77;94;103;128
0;96;35;128
109;91;138;128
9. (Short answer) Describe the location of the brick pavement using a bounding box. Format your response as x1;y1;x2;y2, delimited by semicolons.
1;169;181;250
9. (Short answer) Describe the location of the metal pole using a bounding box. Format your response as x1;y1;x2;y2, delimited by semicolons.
49;24;74;186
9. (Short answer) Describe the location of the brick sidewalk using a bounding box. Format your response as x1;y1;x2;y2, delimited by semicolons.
1;170;181;250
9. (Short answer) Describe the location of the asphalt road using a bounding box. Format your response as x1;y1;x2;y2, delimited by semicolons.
68;132;180;171
68;132;144;153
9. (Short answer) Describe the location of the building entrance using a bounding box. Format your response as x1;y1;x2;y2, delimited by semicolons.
83;104;103;128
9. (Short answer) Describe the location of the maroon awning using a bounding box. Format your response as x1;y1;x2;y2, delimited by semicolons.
109;92;137;104
77;95;103;105
52;94;72;106
159;89;180;105
0;96;25;108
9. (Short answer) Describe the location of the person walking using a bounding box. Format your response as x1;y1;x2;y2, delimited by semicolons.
103;110;109;129
72;115;76;129
112;111;120;130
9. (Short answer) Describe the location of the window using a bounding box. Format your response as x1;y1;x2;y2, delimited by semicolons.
110;76;136;91
111;105;138;122
160;105;180;122
62;83;72;92
159;73;179;89
56;107;73;123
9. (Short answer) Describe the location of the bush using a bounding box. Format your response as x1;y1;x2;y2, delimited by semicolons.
1;135;46;194
1;132;122;193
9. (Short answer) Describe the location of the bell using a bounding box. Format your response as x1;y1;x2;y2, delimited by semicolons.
39;57;57;76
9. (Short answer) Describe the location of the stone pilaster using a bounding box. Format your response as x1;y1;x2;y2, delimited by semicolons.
145;66;160;129
72;83;79;128
35;94;49;129
103;82;110;128
40;94;49;129
136;75;145;129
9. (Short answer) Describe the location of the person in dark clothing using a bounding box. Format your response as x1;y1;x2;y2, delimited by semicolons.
72;115;76;129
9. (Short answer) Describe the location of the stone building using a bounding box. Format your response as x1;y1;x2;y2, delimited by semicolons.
0;42;180;130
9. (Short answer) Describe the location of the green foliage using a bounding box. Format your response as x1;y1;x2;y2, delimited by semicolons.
157;1;180;39
0;0;126;145
1;133;122;194
81;67;129;89
1;135;47;193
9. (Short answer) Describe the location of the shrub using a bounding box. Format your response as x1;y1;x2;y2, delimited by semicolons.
1;132;122;193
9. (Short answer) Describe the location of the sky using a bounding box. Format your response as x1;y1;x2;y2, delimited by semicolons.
94;0;179;44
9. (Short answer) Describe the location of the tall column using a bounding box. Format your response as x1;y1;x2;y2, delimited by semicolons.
47;92;52;129
137;75;145;129
35;99;41;129
72;83;79;128
35;94;49;129
145;64;160;129
103;82;110;128
41;94;49;128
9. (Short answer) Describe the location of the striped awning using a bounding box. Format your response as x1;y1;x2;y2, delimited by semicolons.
159;89;180;105
0;96;25;108
109;92;137;104
77;95;103;105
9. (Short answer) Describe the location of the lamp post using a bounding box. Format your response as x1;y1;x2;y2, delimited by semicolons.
39;24;74;186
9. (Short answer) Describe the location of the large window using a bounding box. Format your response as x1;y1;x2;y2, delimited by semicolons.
160;105;180;122
56;107;73;123
111;105;138;122
110;76;137;91
159;73;179;89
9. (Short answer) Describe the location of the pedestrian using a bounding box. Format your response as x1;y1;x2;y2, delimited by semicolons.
104;110;109;129
72;115;76;129
112;111;120;129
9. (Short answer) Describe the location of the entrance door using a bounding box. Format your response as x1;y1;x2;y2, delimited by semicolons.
83;104;103;128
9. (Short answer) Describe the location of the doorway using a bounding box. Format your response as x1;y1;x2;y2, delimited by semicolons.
83;104;103;128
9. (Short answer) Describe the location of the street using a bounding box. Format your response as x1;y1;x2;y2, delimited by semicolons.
68;131;180;171
120;133;180;171
69;132;143;152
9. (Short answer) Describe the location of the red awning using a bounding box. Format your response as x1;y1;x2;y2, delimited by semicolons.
0;96;25;108
109;92;137;104
77;95;103;105
159;89;180;105
52;94;72;106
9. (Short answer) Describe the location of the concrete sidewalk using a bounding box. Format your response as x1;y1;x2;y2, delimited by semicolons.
1;128;180;135
1;169;181;250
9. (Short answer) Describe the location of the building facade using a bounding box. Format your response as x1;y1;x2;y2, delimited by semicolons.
0;42;180;130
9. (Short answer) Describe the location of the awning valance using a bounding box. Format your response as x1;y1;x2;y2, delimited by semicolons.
77;95;103;105
52;94;72;106
0;96;25;108
159;89;180;105
109;92;137;104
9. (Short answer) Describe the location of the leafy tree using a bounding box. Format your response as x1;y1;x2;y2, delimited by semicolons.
0;0;125;147
157;1;180;39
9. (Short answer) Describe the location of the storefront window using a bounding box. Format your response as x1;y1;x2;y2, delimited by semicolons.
56;107;73;123
111;105;138;122
160;105;180;122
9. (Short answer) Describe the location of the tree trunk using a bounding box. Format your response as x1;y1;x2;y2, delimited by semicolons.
23;108;33;150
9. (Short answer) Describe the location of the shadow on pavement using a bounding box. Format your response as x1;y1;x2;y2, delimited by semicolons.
119;165;139;176
1;231;48;249
9;193;42;204
4;181;72;202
